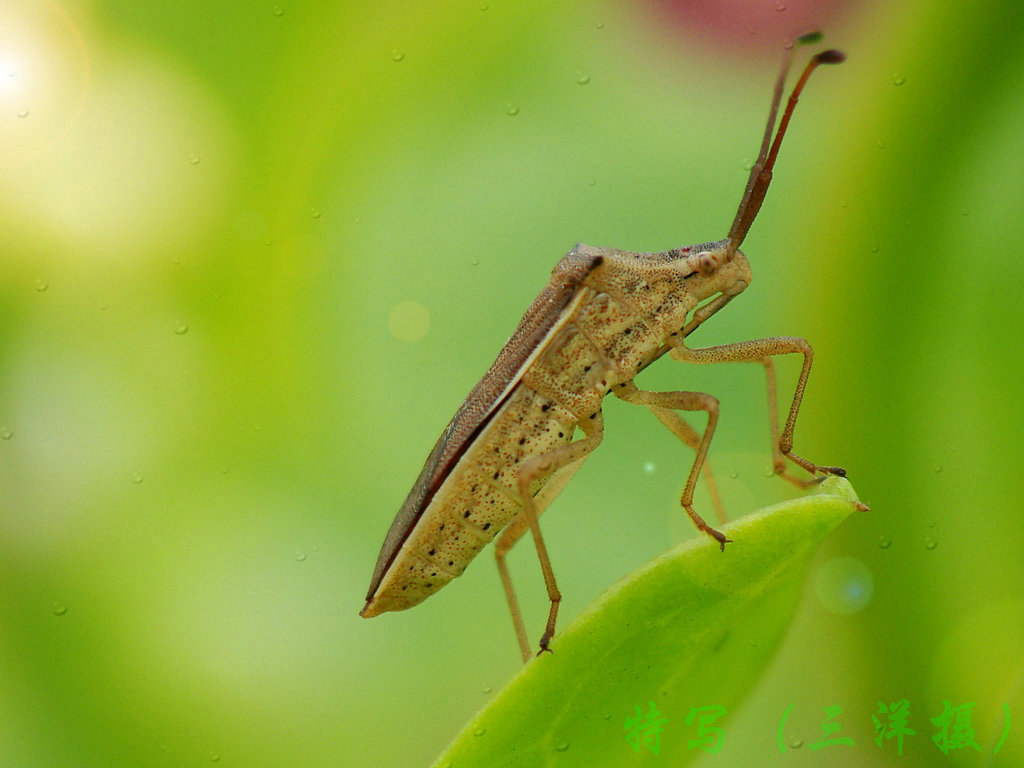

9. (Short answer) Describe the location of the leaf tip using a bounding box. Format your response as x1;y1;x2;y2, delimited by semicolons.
817;475;863;507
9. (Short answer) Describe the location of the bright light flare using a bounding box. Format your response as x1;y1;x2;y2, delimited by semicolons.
1;1;238;259
0;49;27;95
0;1;89;159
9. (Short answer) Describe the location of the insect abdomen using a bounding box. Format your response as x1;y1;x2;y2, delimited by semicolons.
363;386;577;614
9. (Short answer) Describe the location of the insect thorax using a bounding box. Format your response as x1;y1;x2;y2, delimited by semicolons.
576;240;749;350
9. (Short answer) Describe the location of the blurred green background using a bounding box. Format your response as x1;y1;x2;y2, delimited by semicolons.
2;0;1022;766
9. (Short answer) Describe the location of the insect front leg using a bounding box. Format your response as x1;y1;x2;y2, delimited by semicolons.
670;336;846;479
613;381;726;525
759;357;821;488
494;410;604;662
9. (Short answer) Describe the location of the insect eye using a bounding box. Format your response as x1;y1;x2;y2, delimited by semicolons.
697;251;719;275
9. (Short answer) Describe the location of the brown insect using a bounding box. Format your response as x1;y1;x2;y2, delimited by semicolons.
361;35;847;662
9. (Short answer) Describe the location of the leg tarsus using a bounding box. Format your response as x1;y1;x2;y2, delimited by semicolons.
684;501;732;550
537;598;560;655
784;445;846;479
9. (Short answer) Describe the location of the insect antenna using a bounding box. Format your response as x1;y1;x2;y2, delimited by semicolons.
726;33;845;255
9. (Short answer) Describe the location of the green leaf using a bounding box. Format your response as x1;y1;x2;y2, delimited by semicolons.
429;476;863;768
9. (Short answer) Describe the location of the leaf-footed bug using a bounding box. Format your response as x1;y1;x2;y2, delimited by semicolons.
361;34;847;662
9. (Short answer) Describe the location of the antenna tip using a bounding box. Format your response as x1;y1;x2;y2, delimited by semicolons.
795;31;824;46
815;49;847;65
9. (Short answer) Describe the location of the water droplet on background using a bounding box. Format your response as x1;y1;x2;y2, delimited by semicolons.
272;4;285;16
17;107;29;118
188;154;200;165
1;427;13;440
481;683;492;693
209;750;220;762
815;556;874;614
132;472;144;484
35;279;49;292
555;742;570;752
924;537;938;550
174;323;189;335
310;207;322;219
391;49;405;62
788;736;804;749
505;103;519;116
53;602;68;616
295;551;307;562
878;536;892;549
575;71;591;85
892;74;906;86
473;727;486;737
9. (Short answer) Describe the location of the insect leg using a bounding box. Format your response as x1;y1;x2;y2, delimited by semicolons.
494;411;604;661
681;291;741;339
759;357;820;488
495;453;589;662
670;336;846;479
611;386;730;549
613;381;726;524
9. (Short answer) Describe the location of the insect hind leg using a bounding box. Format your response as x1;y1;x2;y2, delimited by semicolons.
494;412;604;662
